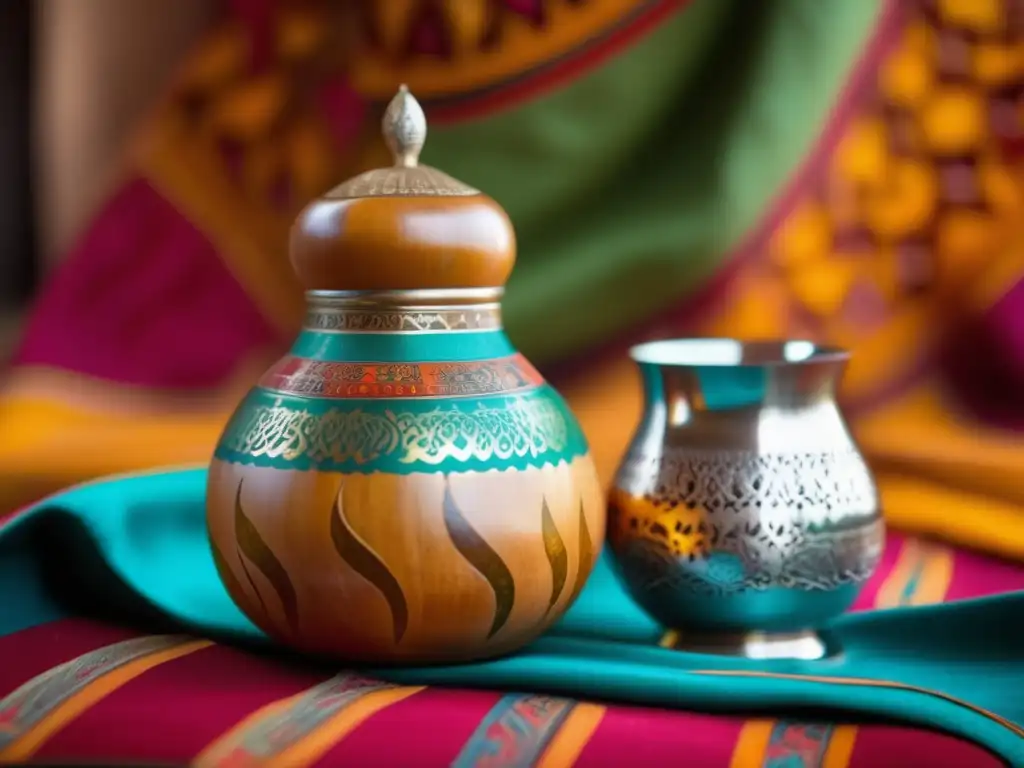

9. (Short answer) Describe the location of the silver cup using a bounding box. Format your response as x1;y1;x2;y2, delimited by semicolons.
608;339;884;659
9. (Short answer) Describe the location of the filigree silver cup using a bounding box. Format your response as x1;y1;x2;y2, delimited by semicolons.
608;339;884;659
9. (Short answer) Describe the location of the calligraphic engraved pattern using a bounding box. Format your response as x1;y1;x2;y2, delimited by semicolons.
613;448;883;594
222;396;569;466
305;306;501;332
429;361;531;397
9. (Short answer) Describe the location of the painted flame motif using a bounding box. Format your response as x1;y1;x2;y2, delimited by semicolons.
330;486;410;644
541;497;568;612
566;500;594;608
442;477;516;639
234;481;300;635
210;535;257;618
216;472;596;653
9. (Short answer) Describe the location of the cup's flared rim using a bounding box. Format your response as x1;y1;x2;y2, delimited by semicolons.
628;338;850;368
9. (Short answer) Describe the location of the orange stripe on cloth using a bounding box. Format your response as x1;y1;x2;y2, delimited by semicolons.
729;720;775;768
0;635;211;762
821;725;859;768
193;673;424;768
535;702;608;768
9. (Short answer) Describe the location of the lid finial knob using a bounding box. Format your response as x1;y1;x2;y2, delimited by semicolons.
290;80;515;292
382;84;426;169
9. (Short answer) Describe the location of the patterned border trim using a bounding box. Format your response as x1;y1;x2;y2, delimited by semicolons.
194;673;422;767
761;722;847;767
617;447;879;519
0;635;211;761
305;305;502;333
258;354;543;399
450;694;576;768
611;447;883;594
214;388;589;473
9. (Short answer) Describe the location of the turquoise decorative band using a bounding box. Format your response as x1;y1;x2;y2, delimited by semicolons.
214;385;590;474
290;329;515;363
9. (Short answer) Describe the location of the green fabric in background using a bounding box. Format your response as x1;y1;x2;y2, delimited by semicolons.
424;0;885;364
2;468;1022;764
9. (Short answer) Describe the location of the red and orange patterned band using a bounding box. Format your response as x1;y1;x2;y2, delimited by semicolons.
258;354;545;399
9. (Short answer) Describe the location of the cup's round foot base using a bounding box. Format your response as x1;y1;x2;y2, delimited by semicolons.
664;630;829;660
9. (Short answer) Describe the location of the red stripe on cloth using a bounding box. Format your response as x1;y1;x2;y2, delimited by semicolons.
849;725;1002;768
321;687;502;767
574;704;745;767
0;619;142;694
34;643;324;764
945;546;1024;603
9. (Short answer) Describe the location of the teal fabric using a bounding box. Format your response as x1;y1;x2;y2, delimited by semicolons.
2;468;1022;764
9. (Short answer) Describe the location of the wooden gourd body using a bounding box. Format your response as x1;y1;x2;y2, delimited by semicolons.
207;305;604;663
206;94;604;662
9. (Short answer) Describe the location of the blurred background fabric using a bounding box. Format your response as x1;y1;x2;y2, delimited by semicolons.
2;0;1024;562
0;0;213;347
32;0;216;265
5;2;1024;765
